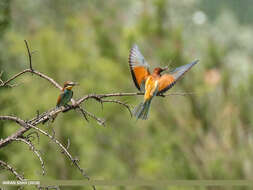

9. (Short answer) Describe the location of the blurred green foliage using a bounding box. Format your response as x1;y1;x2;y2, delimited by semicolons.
1;0;253;190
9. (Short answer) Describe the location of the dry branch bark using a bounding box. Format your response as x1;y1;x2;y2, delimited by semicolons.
13;137;45;176
0;160;24;180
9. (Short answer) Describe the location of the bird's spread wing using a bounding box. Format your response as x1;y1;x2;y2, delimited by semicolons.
157;74;175;94
158;60;199;94
129;44;150;91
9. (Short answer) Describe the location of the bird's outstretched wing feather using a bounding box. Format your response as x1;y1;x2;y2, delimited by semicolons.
129;44;150;91
158;60;199;94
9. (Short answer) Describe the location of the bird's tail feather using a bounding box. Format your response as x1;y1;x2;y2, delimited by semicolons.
133;99;152;120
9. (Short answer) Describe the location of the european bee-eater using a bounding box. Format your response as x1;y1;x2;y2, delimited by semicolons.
42;81;77;124
56;81;77;107
129;44;198;120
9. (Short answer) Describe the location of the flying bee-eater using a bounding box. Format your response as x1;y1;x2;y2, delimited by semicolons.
56;81;77;107
129;44;198;120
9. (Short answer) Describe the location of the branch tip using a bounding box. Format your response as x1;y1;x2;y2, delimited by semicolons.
24;40;33;71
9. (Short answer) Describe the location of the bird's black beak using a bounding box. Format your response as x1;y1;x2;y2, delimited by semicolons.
70;82;79;86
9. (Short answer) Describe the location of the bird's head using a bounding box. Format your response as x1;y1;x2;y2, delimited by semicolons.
63;81;78;90
153;66;168;75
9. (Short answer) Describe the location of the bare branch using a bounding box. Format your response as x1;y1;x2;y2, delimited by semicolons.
0;70;3;84
160;92;195;97
49;125;56;140
0;115;28;128
66;138;70;150
0;40;62;89
0;69;62;89
102;99;133;117
13;137;45;176
0;160;24;180
31;70;62;89
76;91;194;105
26;131;40;145
77;106;105;126
0;115;96;190
26;123;96;190
75;106;89;122
0;90;194;148
24;40;33;71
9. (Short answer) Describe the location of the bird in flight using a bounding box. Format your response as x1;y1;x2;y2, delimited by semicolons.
56;81;77;107
128;44;198;120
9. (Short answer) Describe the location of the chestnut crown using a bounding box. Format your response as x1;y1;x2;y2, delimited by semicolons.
153;66;168;75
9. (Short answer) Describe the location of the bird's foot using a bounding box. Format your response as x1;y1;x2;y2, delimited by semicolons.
62;104;72;112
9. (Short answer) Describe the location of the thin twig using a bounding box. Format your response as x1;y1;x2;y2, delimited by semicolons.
76;106;89;122
0;160;24;180
26;123;96;190
24;40;33;71
78;106;105;126
0;40;62;89
0;69;62;89
26;131;40;145
102;99;133;117
13;137;45;176
76;91;194;105
0;70;3;84
66;138;70;150
0;116;96;190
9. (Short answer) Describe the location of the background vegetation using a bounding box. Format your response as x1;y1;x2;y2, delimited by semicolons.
1;0;253;189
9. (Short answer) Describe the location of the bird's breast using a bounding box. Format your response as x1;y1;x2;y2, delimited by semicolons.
144;76;158;101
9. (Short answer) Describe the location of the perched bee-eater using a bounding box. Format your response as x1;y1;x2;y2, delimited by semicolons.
56;81;77;107
129;44;198;120
42;81;77;124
